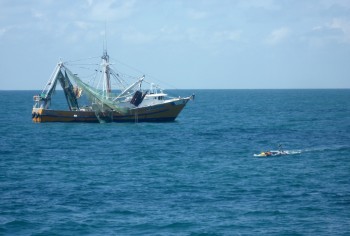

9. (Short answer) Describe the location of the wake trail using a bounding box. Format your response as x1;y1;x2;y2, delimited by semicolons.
253;145;349;157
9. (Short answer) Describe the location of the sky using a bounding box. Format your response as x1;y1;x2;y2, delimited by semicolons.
1;0;350;90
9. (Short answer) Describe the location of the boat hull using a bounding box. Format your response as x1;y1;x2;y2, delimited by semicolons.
32;99;189;123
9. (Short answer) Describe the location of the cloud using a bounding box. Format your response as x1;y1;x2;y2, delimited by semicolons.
31;9;45;20
187;9;208;20
265;27;291;45
159;25;186;42
118;26;241;49
306;18;350;46
121;31;157;44
74;21;94;30
321;0;350;9
328;18;350;42
237;0;280;10
213;30;241;42
86;0;94;6
88;0;136;21
0;26;11;38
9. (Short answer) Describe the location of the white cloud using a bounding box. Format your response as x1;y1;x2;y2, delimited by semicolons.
88;0;136;21
213;30;241;42
86;0;94;6
321;0;350;9
265;27;291;45
0;26;10;37
0;28;7;38
307;18;350;46
238;0;280;10
31;9;45;20
74;21;93;30
0;25;18;39
159;25;185;42
121;31;157;44
328;18;350;42
187;9;208;20
118;26;241;48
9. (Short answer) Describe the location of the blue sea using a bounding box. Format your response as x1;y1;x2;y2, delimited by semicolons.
1;89;350;235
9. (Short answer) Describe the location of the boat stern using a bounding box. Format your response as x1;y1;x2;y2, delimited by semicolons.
32;108;43;123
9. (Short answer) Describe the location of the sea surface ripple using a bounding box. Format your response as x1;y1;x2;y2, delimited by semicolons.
0;90;350;235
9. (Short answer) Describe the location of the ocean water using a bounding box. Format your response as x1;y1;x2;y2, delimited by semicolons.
0;89;350;235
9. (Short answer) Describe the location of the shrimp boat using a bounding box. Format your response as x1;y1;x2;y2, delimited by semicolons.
32;50;193;123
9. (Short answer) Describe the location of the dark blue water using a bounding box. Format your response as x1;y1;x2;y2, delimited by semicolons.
1;90;350;235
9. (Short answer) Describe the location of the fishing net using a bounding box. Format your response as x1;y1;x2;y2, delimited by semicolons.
64;66;128;122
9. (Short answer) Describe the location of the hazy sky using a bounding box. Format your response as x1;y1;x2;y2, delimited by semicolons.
1;0;350;89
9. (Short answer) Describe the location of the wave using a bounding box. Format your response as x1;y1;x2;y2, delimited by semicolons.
303;145;350;153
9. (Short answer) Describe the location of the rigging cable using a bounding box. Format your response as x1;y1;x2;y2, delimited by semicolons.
109;57;181;95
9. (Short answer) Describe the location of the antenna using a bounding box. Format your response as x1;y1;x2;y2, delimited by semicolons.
104;22;107;52
101;22;111;95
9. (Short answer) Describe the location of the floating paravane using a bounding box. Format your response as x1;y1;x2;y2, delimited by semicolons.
32;51;193;123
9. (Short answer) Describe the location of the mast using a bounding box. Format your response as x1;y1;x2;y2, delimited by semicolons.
101;50;111;97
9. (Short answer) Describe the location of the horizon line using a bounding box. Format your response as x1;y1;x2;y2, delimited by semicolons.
1;88;350;91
